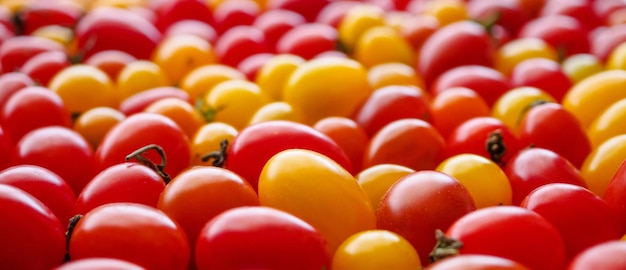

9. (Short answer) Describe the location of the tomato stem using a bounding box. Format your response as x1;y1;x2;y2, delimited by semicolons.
486;129;506;166
201;139;228;167
429;229;464;263
516;99;552;125
125;144;172;184
64;214;83;262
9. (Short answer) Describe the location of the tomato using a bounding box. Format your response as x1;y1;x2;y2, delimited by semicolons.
158;166;259;268
418;20;494;86
83;50;137;80
468;0;529;36
180;64;246;102
603;159;626;233
433;206;566;270
400;14;439;53
68;203;189;270
195;206;330;270
164;19;217;44
253;9;306;50
203;80;269;129
0;35;65;73
258;149;374;254
14;1;83;35
561;53;603;83
354;85;430;137
356;164;414;209
590;24;626;61
95;113;191;179
337;4;386;53
519;102;591;168
276;22;338;60
431;87;490;139
567;241;626;270
521;183;623;260
151;34;216;85
151;0;213;33
116;60;171;101
283;57;372;125
73;106;125;150
495;37;558;76
0;184;66;269
0;72;34;110
518;15;590;57
367;62;425;90
12;126;95;196
420;0;468;26
504;147;587;205
430;65;510;107
1;86;71;143
427;254;530;270
215;25;271;67
377;170;476;265
313;116;369;173
315;1;360;27
212;0;260;34
491;86;556;136
237;52;276;81
353;25;414;68
118;86;190;116
581;134;626;197
144;97;205;139
20;50;70;86
227;120;352;191
54;258;145;270
0;125;12;170
48;64;117;116
332;230;421;270
266;0;330;22
510;58;572;102
541;0;602;30
248;101;303;124
254;54;305;101
190;122;238;166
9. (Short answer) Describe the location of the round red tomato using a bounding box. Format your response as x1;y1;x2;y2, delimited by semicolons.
567;241;626;270
0;72;34;110
276;22;338;59
117;86;190;116
0;35;65;72
603;159;626;234
509;58;572;102
214;25;271;67
430;65;510;107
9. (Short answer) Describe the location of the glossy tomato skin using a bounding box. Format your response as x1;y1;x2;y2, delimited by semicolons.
151;0;213;33
0;72;34;110
118;86;190;116
276;22;338;60
0;35;65;73
427;254;530;270
253;9;306;50
20;50;71;86
521;183;623;260
12;126;95;196
95;113;191;180
377;170;477;265
441;206;567;270
73;162;166;215
603;159;626;234
69;203;189;270
567;241;626;270
53;258;146;270
195;206;330;270
430;65;510;107
16;1;82;34
313;116;369;174
518;14;590;57
226;120;352;191
214;25;271;67
0;125;12;170
509;58;572;103
0;184;66;269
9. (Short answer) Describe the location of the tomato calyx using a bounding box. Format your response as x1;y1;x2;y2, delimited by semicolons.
195;98;222;123
486;129;507;166
516;99;553;125
429;229;464;263
201;139;228;167
125;144;172;184
64;214;83;262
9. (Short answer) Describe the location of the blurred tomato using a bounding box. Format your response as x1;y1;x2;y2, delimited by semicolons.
561;53;603;83
190;122;238;166
337;4;386;52
430;65;510;107
353;25;414;68
253;9;306;50
212;0;260;34
276;22;338;60
152;34;216;85
314;116;369;173
163;19;217;44
118;86;190;116
495;37;558;76
427;254;530;270
510;58;572;102
491;86;555;136
367;62;425;90
0;72;34;110
604;159;626;233
73;107;125;150
431;87;490;139
84;50;136;80
152;0;213;33
20;50;70;86
215;25;271;67
0;35;65;73
180;64;246;102
567;241;626;270
581;134;626;197
116;60;170;101
332;230;421;270
48;64;116;116
255;54;305;101
144;97;205;139
518;14;590;57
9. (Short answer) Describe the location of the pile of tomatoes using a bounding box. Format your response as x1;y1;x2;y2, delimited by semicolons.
2;0;626;269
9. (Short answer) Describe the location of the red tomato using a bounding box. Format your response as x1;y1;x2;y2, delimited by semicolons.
0;125;12;170
0;72;34;110
118;86;191;116
0;184;65;269
1;86;71;142
95;113;191;179
12;126;95;196
518;15;590;57
313;116;369;173
418;20;495;86
226;120;352;191
164;19;217;44
54;258;145;270
84;50;137;80
20;50;70;86
195;206;330;270
540;0;602;30
518;102;591;168
505;147;588;205
0;35;65;73
445;117;521;167
510;58;572;102
253;9;306;50
377;170;477;265
0;165;75;228
151;0;213;33
590;23;626;61
74;161;166;215
468;0;529;36
400;15;439;51
237;52;275;81
567;241;626;270
68;203;190;270
276;22;338;59
212;0;260;34
430;65;510;107
214;25;271;67
15;1;83;34
435;206;567;270
521;183;623;260
315;1;361;27
266;0;331;22
363;118;446;171
427;254;530;270
603;159;626;234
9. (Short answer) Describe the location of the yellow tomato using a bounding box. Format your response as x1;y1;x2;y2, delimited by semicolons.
495;38;558;76
338;4;386;53
258;149;376;254
581;134;626;197
30;25;75;53
73;106;125;150
587;98;626;148
562;53;604;83
436;154;512;208
422;0;468;26
248;101;303;125
49;64;117;115
562;70;626;129
367;62;425;90
353;26;414;68
491;86;556;136
356;164;415;209
180;64;246;102
607;42;626;70
116;60;171;101
332;230;421;270
204;79;270;130
143;97;205;139
255;54;305;101
152;34;217;85
283;57;372;125
190;122;238;166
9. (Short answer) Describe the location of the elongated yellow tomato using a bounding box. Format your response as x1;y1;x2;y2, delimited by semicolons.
353;26;414;68
255;54;305;101
49;64;116;115
367;62;425;90
204;80;270;130
180;64;246;102
491;86;555;136
338;4;386;53
356;164;415;209
587;98;626;148
562;53;604;83
495;38;558;76
258;149;376;254
116;60;170;101
581;134;626;197
436;153;512;208
562;70;626;129
283;57;372;125
332;230;421;270
152;34;217;85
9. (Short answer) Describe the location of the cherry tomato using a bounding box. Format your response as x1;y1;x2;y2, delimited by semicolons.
332;230;421;270
521;183;623;260
151;0;213;33
83;50;137;80
430;87;490;139
266;0;330;22
427;254;530;270
518;15;590;57
236;52;275;81
377;170;476;265
14;1;83;35
180;64;246;102
495;37;558;76
53;258;145;270
420;0;468;26
151;34;216;85
276;22;339;60
73;107;125;150
491;86;556;136
202;79;270;130
190;122;238;166
0;35;65;73
430;65;510;107
353;25;414;68
0;125;12;170
315;1;360;27
0;72;34;110
313;116;369;173
0;183;65;268
468;0;529;36
561;53;603;83
212;0;260;34
48;64;117;116
541;0;602;30
20;50;70;86
567;241;626;270
214;25;271;67
118;86;190;116
195;206;330;270
68;202;189;270
604;159;626;233
143;97;205;139
581;134;626;197
248;101;303;124
590;23;626;61
504;147;587;205
510;58;572;102
116;60;171;101
434;206;566;270
337;4;386;53
163;19;217;44
258;149;375;254
367;62;425;90
356;164;415;209
255;53;305;101
253;9;307;50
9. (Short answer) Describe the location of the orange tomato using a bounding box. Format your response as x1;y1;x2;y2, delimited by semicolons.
73;106;126;150
180;64;246;102
313;116;370;174
367;62;425;90
143;97;205;139
152;34;217;85
431;87;490;138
